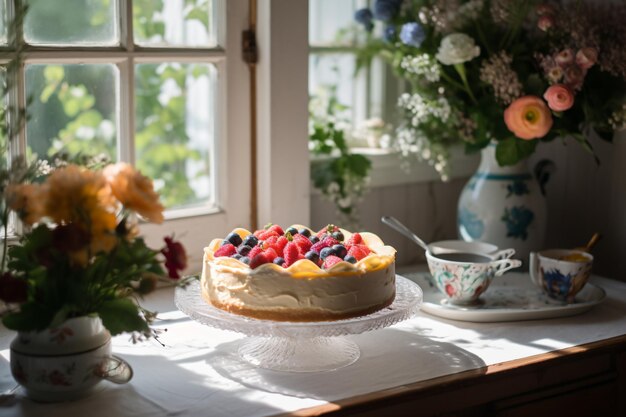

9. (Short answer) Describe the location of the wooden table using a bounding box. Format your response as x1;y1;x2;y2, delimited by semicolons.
1;269;625;417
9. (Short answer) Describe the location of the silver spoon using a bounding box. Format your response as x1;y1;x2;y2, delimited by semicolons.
381;216;430;252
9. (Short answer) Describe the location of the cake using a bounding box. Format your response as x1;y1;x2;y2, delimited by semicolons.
201;224;397;321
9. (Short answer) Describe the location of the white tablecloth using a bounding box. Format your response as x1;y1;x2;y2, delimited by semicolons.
1;272;626;417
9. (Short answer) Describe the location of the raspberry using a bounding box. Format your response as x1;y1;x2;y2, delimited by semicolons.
264;235;278;249
283;242;302;267
263;247;278;262
345;233;363;247
275;236;289;254
347;244;371;261
250;253;271;269
321;236;339;247
311;239;330;254
292;233;312;254
322;255;343;269
215;244;236;257
248;245;263;260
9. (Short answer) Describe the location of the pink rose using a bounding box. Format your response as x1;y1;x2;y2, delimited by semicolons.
576;47;598;70
504;96;553;140
543;84;575;112
555;49;575;67
537;15;554;31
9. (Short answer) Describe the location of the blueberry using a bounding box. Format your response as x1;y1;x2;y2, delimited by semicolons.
242;235;258;247
220;239;230;246
320;247;335;260
344;255;357;264
232;253;243;260
226;232;243;246
309;236;320;244
332;231;344;242
332;244;347;259
238;245;252;256
273;256;285;266
286;227;298;236
299;228;311;237
240;256;250;265
305;250;320;263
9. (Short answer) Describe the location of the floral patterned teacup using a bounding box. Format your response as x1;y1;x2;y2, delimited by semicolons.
529;249;593;303
426;250;522;305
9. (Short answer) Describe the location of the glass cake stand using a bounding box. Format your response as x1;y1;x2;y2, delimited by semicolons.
175;275;423;372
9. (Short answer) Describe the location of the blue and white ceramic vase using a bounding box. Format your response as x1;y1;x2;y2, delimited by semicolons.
457;143;547;264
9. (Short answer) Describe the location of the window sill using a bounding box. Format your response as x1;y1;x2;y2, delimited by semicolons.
310;146;480;190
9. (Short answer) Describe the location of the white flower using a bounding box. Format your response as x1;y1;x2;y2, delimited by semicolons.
436;33;480;65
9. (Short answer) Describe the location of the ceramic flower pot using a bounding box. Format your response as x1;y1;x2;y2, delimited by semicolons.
457;143;549;265
10;315;133;402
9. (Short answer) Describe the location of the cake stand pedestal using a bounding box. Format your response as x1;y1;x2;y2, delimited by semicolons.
175;276;422;372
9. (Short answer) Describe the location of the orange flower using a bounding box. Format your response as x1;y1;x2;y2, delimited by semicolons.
45;165;118;257
5;184;46;225
103;163;164;224
504;96;553;140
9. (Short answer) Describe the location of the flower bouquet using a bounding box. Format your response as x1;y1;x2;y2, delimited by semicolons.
0;159;188;338
353;0;626;178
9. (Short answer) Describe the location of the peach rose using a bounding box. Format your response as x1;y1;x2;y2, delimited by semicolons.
543;84;575;112
504;96;553;140
5;183;46;225
104;162;164;224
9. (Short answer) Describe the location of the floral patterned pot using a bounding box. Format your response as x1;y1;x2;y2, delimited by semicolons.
457;143;549;266
10;316;132;402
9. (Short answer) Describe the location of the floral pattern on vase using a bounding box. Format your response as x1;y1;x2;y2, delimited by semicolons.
457;143;547;264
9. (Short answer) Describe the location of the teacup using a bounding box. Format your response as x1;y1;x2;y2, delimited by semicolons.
529;249;593;303
428;240;499;256
426;250;522;305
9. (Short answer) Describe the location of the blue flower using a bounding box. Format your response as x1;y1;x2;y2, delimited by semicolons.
354;8;373;25
374;0;400;22
383;25;396;42
400;22;425;48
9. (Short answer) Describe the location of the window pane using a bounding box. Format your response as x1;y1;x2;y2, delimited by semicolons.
135;63;216;210
134;0;217;48
25;64;118;162
309;0;360;46
309;53;358;123
24;0;118;46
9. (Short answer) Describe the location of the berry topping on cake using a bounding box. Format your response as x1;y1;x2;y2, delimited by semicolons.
322;255;343;269
345;232;363;246
226;232;243;247
215;243;237;257
283;241;302;267
347;244;371;261
250;253;271;269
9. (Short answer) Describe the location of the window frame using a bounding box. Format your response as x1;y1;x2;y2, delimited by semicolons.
1;0;252;271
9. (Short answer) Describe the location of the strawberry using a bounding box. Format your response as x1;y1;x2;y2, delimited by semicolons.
250;253;271;269
322;255;343;269
292;233;312;254
283;242;302;267
263;247;278;262
345;232;363;247
257;229;280;241
347;244;371;261
267;224;284;236
215;244;236;257
248;245;264;260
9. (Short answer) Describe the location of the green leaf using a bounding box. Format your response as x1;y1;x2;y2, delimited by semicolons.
495;137;538;166
3;304;53;332
97;298;150;336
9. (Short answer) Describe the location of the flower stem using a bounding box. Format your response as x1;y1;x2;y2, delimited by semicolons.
454;63;479;105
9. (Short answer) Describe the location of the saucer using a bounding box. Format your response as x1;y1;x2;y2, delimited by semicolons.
405;271;606;322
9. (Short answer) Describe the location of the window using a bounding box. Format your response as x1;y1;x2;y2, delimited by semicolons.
1;0;251;270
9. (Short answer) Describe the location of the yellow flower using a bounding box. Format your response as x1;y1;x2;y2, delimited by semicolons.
6;183;46;225
45;165;118;255
103;162;164;224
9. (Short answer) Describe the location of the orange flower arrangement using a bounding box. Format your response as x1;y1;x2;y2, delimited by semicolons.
0;162;189;337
